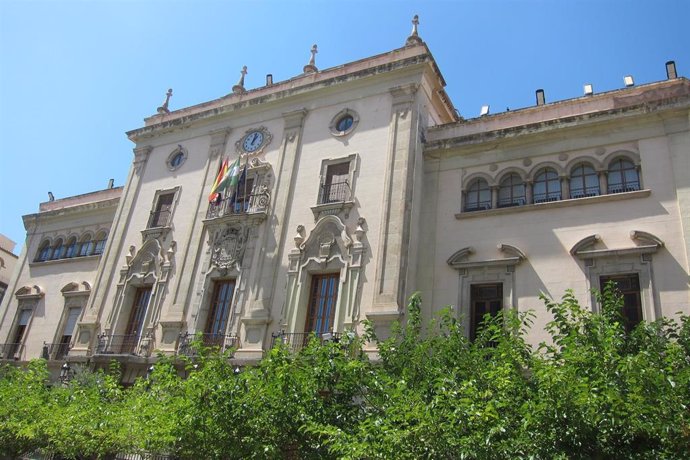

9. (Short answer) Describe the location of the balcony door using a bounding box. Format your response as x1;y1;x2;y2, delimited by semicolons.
122;287;152;353
304;273;339;335
204;280;236;347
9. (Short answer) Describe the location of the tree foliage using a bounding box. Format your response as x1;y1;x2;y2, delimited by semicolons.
1;287;689;459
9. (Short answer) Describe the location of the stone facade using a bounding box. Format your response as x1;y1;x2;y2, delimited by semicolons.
1;34;688;379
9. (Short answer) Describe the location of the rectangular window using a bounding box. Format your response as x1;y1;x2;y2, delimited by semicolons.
470;284;502;342
148;192;175;228
5;308;32;359
305;273;339;334
205;280;236;338
122;287;152;353
600;274;642;332
55;307;81;359
318;162;351;204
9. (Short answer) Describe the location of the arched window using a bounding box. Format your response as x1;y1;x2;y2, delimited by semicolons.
36;240;52;262
51;239;65;260
93;232;107;255
570;163;600;198
77;235;93;257
65;237;78;258
498;173;525;208
533;168;561;203
464;178;492;211
607;158;640;193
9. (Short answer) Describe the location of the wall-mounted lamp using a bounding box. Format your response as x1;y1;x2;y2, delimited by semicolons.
146;365;155;380
536;89;546;106
624;75;634;87
583;84;594;96
59;362;72;385
480;105;490;116
666;61;677;79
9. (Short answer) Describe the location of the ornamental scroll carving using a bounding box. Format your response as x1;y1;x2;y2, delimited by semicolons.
211;224;248;270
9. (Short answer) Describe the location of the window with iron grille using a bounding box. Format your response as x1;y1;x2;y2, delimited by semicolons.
607;158;640;194
464;178;491;211
569;163;600;198
319;162;350;204
533;168;561;203
148;192;175;228
497;173;526;208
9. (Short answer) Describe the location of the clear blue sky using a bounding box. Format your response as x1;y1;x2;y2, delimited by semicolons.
1;0;688;254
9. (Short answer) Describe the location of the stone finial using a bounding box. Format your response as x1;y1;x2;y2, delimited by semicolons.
405;14;423;46
303;44;318;74
157;88;173;114
232;66;248;94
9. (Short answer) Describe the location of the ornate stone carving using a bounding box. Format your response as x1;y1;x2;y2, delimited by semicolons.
211;225;247;270
157;88;172;114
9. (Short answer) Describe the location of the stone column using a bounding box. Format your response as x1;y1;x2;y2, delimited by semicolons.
560;175;570;200
598;170;608;194
71;145;152;356
491;186;499;209
525;180;533;204
372;84;419;314
237;109;308;359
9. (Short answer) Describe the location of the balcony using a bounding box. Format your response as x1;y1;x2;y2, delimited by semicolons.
177;332;238;357
206;189;270;220
96;333;146;355
270;331;342;353
0;342;23;360
311;181;354;220
42;341;71;360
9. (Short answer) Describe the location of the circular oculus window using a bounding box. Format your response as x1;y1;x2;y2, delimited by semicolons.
329;109;359;137
167;146;187;171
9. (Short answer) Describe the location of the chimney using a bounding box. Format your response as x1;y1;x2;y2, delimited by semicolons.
536;89;546;106
108;178;114;189
666;61;677;79
266;74;273;86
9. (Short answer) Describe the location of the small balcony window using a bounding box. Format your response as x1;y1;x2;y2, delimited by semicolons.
318;162;351;204
148;192;175;228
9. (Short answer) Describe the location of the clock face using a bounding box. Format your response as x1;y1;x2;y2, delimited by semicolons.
242;131;264;152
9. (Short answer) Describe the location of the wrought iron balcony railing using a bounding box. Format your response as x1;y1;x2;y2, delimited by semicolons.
96;333;141;355
177;332;238;356
0;342;23;360
207;188;271;219
270;331;342;353
318;181;351;205
42;341;71;360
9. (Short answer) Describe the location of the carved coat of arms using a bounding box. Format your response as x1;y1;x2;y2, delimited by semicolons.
211;226;246;269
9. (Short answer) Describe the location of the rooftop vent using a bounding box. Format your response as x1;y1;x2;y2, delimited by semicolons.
624;75;634;87
266;74;273;86
536;89;546;106
583;83;593;96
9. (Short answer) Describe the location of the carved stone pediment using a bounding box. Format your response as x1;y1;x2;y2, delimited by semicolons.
301;216;352;266
127;239;163;278
211;224;248;270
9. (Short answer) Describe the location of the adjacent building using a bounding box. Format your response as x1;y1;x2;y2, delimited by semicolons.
1;21;688;380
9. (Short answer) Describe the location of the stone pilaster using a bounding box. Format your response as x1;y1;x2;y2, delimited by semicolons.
372;84;419;313
71;145;152;356
163;128;231;328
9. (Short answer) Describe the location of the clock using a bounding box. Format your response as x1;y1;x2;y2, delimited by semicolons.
237;126;272;154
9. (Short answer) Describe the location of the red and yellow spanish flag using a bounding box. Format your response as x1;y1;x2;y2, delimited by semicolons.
208;157;230;202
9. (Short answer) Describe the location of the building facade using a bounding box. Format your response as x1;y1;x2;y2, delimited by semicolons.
1;24;689;379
